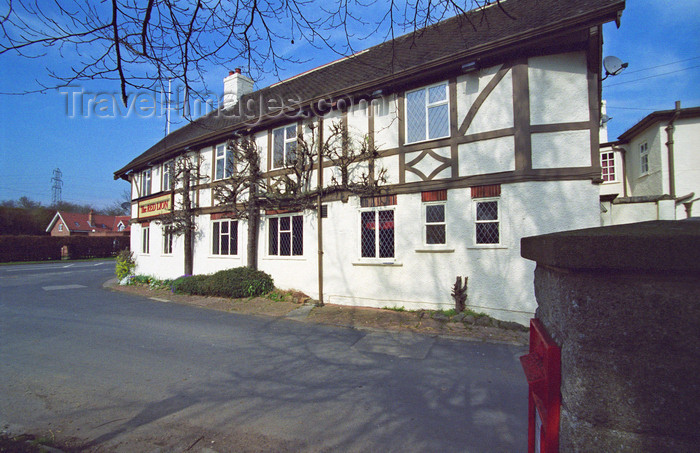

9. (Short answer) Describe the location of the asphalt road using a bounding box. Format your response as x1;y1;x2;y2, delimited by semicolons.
0;260;528;452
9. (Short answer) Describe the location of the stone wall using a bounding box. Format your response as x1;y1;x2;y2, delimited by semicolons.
521;220;700;451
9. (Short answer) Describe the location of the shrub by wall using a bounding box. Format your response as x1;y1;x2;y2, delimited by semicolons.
0;235;130;262
172;267;274;298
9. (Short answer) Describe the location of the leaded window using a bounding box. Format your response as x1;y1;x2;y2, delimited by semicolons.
475;200;499;245
406;82;449;143
425;202;446;245
268;214;303;256
361;209;395;258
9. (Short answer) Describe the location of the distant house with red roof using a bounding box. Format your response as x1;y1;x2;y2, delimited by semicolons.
46;211;130;237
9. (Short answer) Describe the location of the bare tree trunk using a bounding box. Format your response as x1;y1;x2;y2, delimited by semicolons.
183;168;194;275
246;188;259;270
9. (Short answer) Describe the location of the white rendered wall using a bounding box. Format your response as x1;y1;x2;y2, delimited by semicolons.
316;180;598;325
672;118;700;199
624;126;663;197
609;201;660;225
532;130;591;169
528;52;589;125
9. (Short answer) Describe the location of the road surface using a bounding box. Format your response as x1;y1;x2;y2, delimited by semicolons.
0;260;528;451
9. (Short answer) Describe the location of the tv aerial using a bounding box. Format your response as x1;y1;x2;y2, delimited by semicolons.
602;56;628;81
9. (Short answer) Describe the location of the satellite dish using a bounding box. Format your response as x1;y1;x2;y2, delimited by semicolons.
602;56;628;80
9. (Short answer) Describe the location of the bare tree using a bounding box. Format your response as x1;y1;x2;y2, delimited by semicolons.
214;118;386;271
158;154;207;275
0;1;511;110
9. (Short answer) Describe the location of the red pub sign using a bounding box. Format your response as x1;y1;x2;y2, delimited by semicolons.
138;194;172;219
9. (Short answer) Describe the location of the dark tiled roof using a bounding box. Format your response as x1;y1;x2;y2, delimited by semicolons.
115;0;625;179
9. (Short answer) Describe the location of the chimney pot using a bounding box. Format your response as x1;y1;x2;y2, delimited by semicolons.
235;68;241;74
229;70;234;76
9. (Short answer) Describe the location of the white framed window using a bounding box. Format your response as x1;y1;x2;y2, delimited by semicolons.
141;226;150;254
58;223;63;232
405;81;449;144
272;124;297;169
140;169;152;196
424;202;446;245
162;160;174;191
640;142;649;175
215;143;234;180
212;219;238;256
601;151;616;182
474;198;500;245
360;208;395;259
162;225;174;255
268;214;303;256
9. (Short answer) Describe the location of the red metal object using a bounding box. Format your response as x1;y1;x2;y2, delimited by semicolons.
520;318;561;453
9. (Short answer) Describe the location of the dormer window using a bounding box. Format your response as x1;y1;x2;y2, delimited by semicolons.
272;125;297;169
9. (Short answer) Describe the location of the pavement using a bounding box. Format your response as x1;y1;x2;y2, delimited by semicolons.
108;279;530;346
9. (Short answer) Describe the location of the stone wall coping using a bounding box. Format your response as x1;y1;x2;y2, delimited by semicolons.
521;220;700;273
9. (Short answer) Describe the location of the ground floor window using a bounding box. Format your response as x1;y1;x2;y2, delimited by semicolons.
361;209;395;258
268;214;303;256
212;219;238;255
141;226;150;254
162;225;174;254
474;199;500;244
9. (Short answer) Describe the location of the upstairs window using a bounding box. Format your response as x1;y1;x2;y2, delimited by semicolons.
268;214;303;256
601;151;616;182
406;82;449;143
140;169;152;196
215;143;234;180
162;160;174;191
640;142;649;175
272;125;298;169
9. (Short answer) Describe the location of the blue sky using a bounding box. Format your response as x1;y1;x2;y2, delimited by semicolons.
1;0;698;209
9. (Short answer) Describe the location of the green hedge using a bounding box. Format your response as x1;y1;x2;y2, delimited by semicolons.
0;235;130;262
172;267;274;298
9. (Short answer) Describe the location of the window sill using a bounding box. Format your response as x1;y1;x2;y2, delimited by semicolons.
467;245;508;250
209;255;241;259
352;261;403;267
415;247;455;253
404;135;450;147
262;256;306;261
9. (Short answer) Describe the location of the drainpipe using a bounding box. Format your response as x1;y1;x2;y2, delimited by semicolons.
316;118;324;306
665;100;681;198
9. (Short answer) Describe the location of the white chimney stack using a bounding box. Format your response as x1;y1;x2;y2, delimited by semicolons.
223;68;254;109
